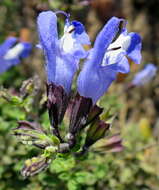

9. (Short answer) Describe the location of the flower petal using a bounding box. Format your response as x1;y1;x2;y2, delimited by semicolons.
77;17;122;103
60;34;88;59
75;31;91;45
37;11;58;83
91;17;123;66
77;61;117;103
132;63;157;86
0;42;32;74
61;20;90;59
127;32;142;64
55;54;79;94
4;43;25;60
0;58;20;74
72;20;85;35
117;55;130;73
20;42;32;58
102;49;125;66
0;37;17;56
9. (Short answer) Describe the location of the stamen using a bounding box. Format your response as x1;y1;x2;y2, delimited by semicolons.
55;10;70;19
107;46;121;52
68;28;75;33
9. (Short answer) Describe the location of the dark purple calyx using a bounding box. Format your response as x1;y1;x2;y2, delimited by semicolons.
46;83;69;141
69;93;93;135
84;105;103;127
83;118;110;149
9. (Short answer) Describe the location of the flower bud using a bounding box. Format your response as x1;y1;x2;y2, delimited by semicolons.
13;121;56;149
21;155;51;177
84;118;110;148
84;105;103;127
95;134;123;152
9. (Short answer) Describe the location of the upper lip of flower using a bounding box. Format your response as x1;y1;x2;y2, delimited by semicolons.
77;16;142;103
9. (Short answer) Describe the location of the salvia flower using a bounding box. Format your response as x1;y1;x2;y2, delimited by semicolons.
77;17;142;103
12;10;142;177
37;11;91;140
0;37;17;56
0;37;32;74
37;11;90;95
132;63;157;86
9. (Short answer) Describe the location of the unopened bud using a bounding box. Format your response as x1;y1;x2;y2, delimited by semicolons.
95;134;123;153
84;118;110;148
21;155;51;177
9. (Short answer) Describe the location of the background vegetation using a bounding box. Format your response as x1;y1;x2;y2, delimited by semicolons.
0;0;159;189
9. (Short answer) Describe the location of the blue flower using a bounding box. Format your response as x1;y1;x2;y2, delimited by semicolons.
77;17;142;103
132;63;157;86
0;37;17;57
0;37;32;74
37;11;90;94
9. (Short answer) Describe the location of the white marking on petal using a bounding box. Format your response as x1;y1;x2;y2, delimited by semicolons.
64;24;75;34
108;34;131;51
121;35;131;50
102;32;131;66
102;49;125;66
60;33;75;53
4;43;24;60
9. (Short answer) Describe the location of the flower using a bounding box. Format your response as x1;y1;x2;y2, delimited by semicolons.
0;37;17;56
0;37;32;74
132;63;157;86
37;11;90;94
77;17;142;104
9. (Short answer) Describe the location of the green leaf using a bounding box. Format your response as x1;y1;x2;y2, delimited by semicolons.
10;96;22;105
67;179;80;190
50;156;75;173
59;172;71;181
75;171;96;185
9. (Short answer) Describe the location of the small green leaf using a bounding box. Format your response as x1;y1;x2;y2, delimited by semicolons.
50;156;75;173
67;179;80;190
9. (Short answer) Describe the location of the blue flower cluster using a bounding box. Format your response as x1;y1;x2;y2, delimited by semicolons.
37;11;142;104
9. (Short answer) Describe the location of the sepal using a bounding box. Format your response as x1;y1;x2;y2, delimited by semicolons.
84;105;103;127
84;118;110;148
69;93;92;135
47;82;69;141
